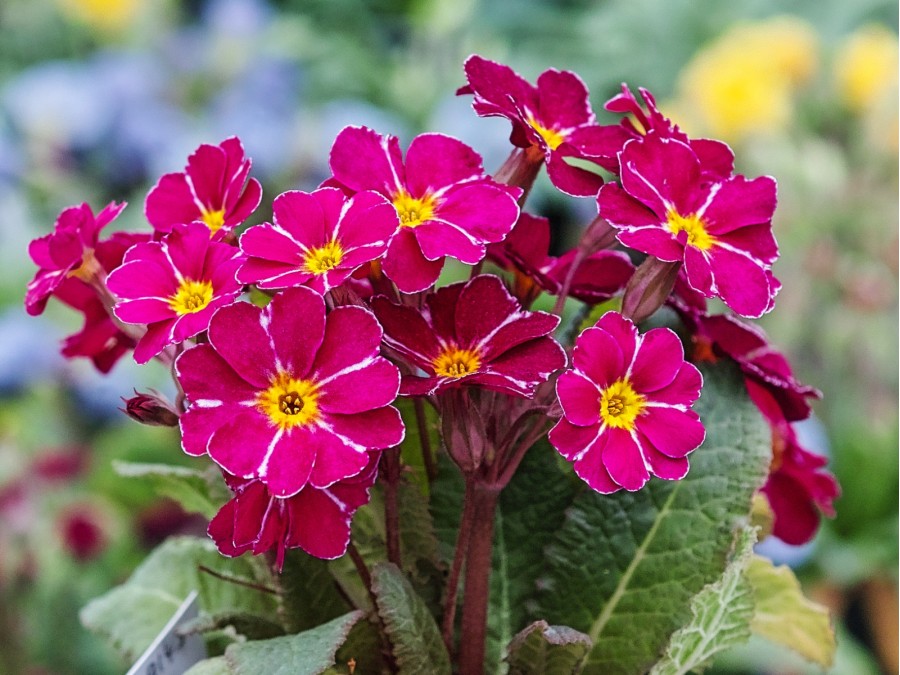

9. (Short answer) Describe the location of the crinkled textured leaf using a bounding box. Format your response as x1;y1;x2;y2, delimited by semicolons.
275;549;351;633
329;617;389;675
746;555;836;669
536;363;771;674
224;611;364;675
113;460;231;519
506;620;592;675
80;537;278;661
180;611;285;641
650;527;757;675
371;562;451;675
184;657;232;675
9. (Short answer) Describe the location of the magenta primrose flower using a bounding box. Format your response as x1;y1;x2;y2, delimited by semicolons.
459;54;630;196
176;287;404;497
599;133;780;318
329;126;521;293
209;453;378;567
238;187;397;294
549;311;705;493
371;274;565;398
25;201;126;316
107;221;245;364
145;137;262;238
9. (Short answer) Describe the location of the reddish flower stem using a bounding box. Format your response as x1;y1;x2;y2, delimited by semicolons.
440;484;475;655
380;447;402;568
552;245;589;316
457;480;501;675
413;397;437;483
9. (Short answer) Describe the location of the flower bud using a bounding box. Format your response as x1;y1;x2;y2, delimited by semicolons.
621;257;681;324
121;389;180;427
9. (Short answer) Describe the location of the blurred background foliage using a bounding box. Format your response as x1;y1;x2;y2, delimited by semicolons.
0;0;896;673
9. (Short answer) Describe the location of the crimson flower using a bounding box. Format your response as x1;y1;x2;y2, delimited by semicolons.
238;188;397;294
549;311;704;493
328;126;521;293
25;201;126;316
458;54;630;196
176;287;404;497
145;137;262;238
107;221;245;364
209;454;378;567
599;133;780;318
371;274;565;397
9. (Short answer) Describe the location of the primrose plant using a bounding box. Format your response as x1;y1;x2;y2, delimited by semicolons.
26;55;839;674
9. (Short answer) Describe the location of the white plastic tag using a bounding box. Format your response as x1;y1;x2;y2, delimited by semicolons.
126;590;207;675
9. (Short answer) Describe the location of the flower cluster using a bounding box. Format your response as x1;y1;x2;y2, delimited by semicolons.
24;55;835;566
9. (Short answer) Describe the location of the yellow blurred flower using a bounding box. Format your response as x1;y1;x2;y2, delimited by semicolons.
834;24;899;113
57;0;139;33
671;16;819;142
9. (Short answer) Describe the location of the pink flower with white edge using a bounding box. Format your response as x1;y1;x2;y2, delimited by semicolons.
145;137;262;239
25;201;126;316
458;54;630;196
328;126;521;293
371;274;565;398
549;311;705;493
176;287;404;498
107;221;244;364
599;133;780;318
209;453;378;567
604;85;735;181
238;188;397;294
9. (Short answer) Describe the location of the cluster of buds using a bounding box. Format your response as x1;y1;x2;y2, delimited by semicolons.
24;55;837;565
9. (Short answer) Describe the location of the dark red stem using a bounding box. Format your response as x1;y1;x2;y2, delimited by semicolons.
380;447;402;568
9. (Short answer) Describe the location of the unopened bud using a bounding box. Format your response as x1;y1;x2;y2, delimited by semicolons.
440;389;487;474
121;389;180;427
621;257;681;324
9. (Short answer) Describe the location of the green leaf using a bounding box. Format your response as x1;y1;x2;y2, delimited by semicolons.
746;555;836;669
183;656;232;675
224;611;364;675
649;527;757;675
275;549;351;633
80;536;278;661
180;611;285;641
396;397;440;495
330;616;388;675
371;562;451;675
506;620;592;675
536;363;772;674
113;460;230;519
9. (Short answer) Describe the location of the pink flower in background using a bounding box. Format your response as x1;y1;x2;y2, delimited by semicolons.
176;287;404;498
25;201;126;316
549;311;704;493
329;126;521;293
488;212;634;305
599;133;780;318
238;188;397;294
209;454;378;566
750;383;839;545
145;137;262;238
459;55;630;196
107;221;244;364
371;274;565;397
604;85;735;180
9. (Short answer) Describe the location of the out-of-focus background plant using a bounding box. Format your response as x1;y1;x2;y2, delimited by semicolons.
0;0;895;673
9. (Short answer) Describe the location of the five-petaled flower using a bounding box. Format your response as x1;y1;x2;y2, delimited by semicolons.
328;126;521;293
238;187;397;294
459;54;630;196
549;311;705;493
371;274;565;398
145;136;262;239
107;221;245;364
209;452;379;567
176;287;404;497
599;133;780;318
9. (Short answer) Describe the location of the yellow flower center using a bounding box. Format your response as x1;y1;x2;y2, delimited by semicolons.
599;378;646;431
201;208;226;234
433;346;481;379
527;115;567;150
304;240;344;274
168;278;214;315
256;372;321;431
393;191;437;228
666;210;716;251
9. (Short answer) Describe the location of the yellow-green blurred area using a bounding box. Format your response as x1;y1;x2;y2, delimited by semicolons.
0;0;896;673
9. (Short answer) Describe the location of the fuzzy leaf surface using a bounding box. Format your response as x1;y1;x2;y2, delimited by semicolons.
536;363;771;674
506;620;592;675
